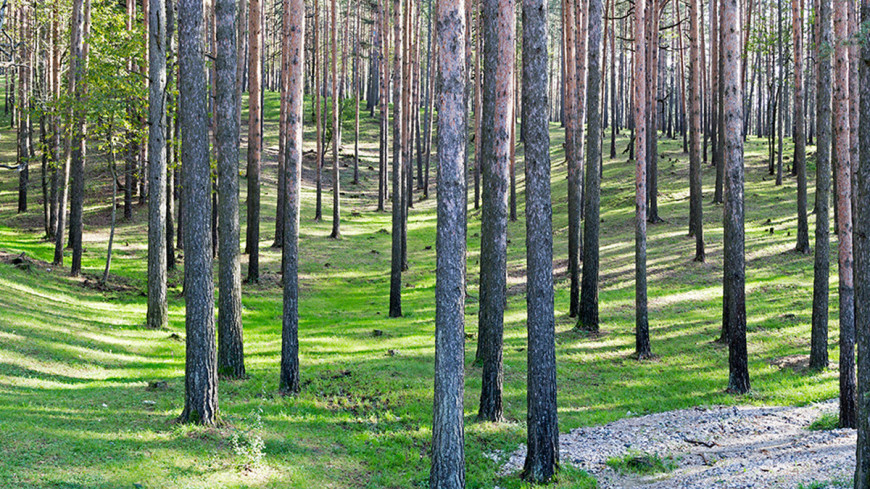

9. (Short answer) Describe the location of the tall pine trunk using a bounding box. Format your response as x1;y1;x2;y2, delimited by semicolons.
178;0;218;425
520;0;558;480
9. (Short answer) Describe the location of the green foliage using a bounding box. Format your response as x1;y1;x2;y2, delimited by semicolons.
605;451;677;476
84;0;147;153
807;413;839;431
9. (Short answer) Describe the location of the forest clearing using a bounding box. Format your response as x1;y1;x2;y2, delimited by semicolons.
0;0;868;487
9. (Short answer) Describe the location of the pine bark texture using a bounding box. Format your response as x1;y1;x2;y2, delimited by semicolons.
477;0;513;423
389;0;404;318
246;0;262;282
565;0;580;318
855;1;870;484
855;0;870;483
69;0;90;277
179;0;218;425
633;0;650;359
811;0;832;370
520;0;558;481
722;0;749;394
216;0;245;379
280;0;304;395
833;0;856;428
792;0;809;253
577;0;601;332
147;0;168;331
688;0;704;262
428;0;466;485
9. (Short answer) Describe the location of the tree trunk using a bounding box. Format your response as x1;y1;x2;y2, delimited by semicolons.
689;0;704;262
793;0;809;253
634;0;650;359
722;0;749;394
216;0;245;379
577;0;602;332
477;0;513;423
428;0;467;484
69;0;90;277
854;0;870;483
245;0;262;283
178;0;218;426
810;0;832;370
330;0;341;239
389;0;404;318
520;0;558;481
833;0;856;427
280;0;304;395
147;0;169;331
564;0;581;318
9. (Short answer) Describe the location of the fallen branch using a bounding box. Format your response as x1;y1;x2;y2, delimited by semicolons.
683;437;718;448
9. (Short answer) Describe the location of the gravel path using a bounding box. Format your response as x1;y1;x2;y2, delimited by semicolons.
497;399;854;488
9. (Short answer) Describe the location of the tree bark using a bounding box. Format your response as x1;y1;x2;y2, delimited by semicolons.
147;0;169;331
178;0;218;425
330;0;341;238
389;0;404;318
477;0;513;423
810;0;831;371
688;0;705;262
280;0;304;395
216;0;245;379
428;0;467;485
577;0;602;332
520;0;558;481
246;0;262;283
723;0;749;394
833;0;856;428
854;0;870;484
793;0;809;253
634;0;650;359
564;0;580;318
69;0;91;277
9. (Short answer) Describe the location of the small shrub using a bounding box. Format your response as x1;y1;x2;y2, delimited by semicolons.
605;451;677;476
230;409;266;472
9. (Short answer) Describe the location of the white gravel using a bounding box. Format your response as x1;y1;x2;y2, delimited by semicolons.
497;399;855;488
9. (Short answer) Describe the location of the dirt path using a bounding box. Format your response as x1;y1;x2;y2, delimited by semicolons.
497;399;853;488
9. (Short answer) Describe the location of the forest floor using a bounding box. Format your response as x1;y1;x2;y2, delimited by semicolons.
499;399;853;488
0;94;849;488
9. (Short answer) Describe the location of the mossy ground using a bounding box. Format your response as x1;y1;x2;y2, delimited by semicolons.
0;94;843;487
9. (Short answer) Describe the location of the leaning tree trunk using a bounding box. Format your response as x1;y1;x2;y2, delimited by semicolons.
722;0;750;395
280;0;304;395
216;0;245;379
178;0;218;426
520;0;558;481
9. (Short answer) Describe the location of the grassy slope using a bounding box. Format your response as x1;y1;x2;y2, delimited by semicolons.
0;94;841;488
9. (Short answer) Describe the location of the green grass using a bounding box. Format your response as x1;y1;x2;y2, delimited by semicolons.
797;479;853;489
605;451;678;476
807;413;840;431
0;91;846;487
